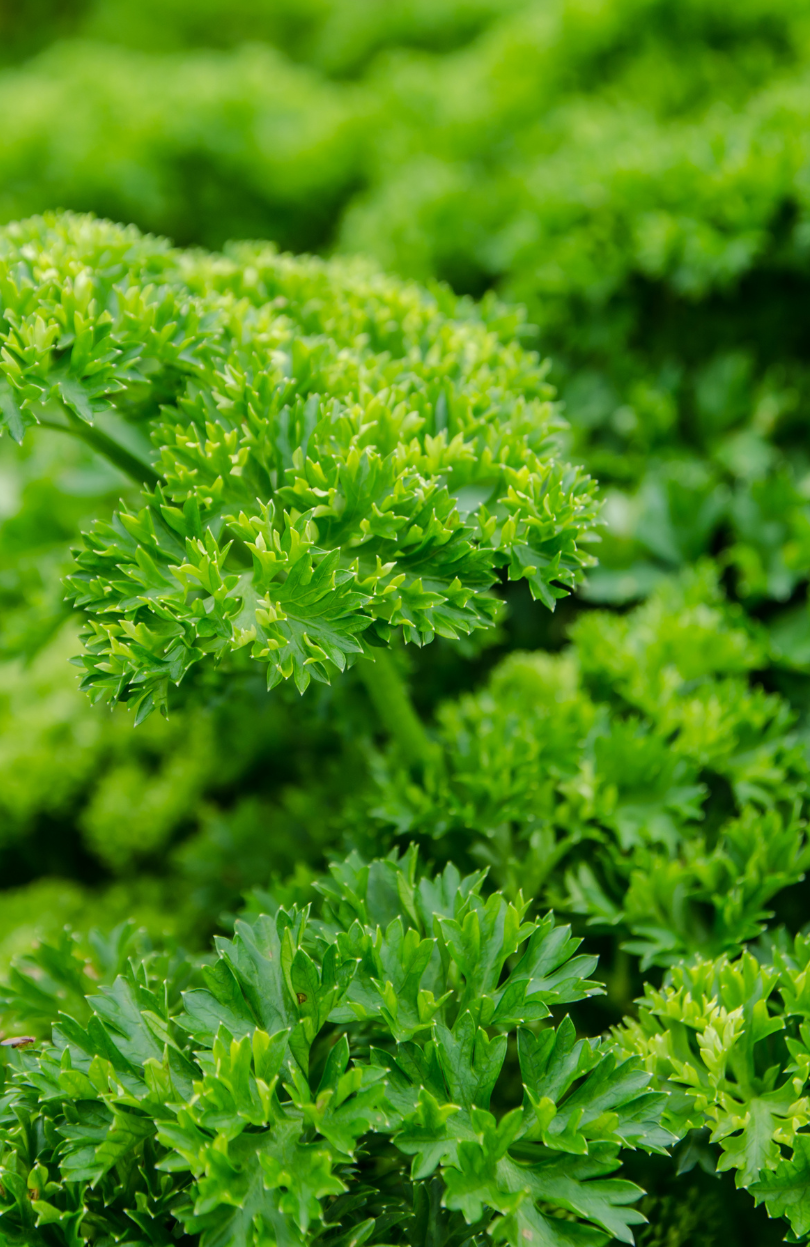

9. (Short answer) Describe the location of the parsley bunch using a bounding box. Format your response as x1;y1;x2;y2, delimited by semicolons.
0;212;597;727
369;566;809;970
615;937;810;1242
0;849;671;1247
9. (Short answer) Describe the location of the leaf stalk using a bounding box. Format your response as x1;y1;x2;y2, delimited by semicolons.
357;649;434;771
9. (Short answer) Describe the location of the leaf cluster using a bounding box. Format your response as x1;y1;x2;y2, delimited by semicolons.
0;849;670;1246
0;212;596;719
614;936;810;1242
369;565;810;968
1;9;810;1242
2;1;810;638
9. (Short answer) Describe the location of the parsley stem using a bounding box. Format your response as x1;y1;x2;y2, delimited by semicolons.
38;416;160;489
356;649;433;771
38;415;256;567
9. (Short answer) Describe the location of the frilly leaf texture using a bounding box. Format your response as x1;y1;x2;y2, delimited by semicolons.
0;212;598;717
0;849;669;1246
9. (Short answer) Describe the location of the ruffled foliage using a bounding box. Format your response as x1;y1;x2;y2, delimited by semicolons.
0;6;809;1242
368;565;810;970
0;428;365;951
0;212;596;718
0;850;671;1247
3;0;810;638
615;937;810;1242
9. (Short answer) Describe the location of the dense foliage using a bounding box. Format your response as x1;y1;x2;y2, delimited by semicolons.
0;2;809;1243
616;939;810;1241
367;565;810;974
3;0;810;646
0;213;595;719
0;850;675;1247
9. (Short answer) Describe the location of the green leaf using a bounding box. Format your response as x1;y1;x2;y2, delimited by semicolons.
750;1135;810;1238
434;1012;507;1112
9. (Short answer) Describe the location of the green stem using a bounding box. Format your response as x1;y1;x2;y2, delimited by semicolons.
39;415;254;568
605;947;633;1017
39;417;160;489
357;650;433;771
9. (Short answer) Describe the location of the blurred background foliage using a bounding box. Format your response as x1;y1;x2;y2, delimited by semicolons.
1;0;810;625
0;0;809;1008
